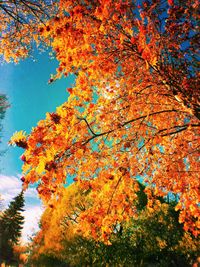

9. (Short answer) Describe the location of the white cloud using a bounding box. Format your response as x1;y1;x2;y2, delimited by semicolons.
0;175;20;189
0;174;43;243
0;174;40;205
24;187;38;198
0;175;22;205
22;205;44;243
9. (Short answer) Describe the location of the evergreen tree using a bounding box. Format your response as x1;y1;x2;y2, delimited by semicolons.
0;191;25;265
0;94;9;168
0;94;8;138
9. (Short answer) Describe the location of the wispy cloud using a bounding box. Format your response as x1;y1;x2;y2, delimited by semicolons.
0;174;43;243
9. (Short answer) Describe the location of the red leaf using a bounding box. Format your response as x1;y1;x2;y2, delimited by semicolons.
67;88;73;94
168;0;174;5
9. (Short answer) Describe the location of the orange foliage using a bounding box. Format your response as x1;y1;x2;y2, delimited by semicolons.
13;244;28;263
29;183;89;254
9;0;200;240
0;0;56;62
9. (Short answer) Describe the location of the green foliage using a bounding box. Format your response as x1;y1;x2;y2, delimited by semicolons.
0;191;25;265
122;205;187;266
0;94;8;119
135;182;148;211
26;253;69;267
59;205;198;267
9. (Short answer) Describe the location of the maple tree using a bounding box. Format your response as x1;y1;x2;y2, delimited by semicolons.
9;0;200;241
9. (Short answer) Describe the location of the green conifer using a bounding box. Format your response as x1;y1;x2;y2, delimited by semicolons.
0;190;25;264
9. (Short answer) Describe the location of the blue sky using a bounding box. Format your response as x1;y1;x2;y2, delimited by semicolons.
0;52;74;175
0;51;74;242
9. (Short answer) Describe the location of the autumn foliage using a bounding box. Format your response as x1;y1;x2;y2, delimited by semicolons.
8;0;200;243
27;184;199;266
0;0;56;62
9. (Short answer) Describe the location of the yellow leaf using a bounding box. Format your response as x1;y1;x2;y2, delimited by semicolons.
150;55;157;66
36;160;45;174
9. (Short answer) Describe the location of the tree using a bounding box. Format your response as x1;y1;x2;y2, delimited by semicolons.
0;94;8;118
0;0;57;62
9;0;199;240
28;183;91;257
0;94;9;168
0;191;25;265
0;94;8;138
27;183;199;267
12;244;28;266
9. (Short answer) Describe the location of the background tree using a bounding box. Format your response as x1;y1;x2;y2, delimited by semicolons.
0;94;9;162
27;183;199;267
12;244;28;266
0;94;8;139
0;191;25;265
